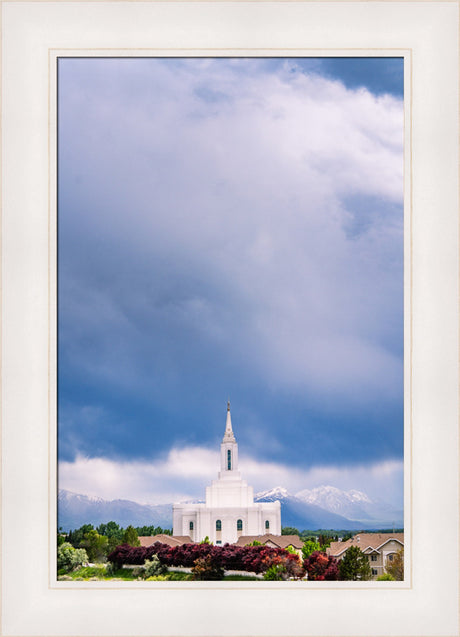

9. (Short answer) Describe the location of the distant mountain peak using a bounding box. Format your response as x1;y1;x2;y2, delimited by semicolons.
296;485;373;505
254;486;291;501
57;485;402;533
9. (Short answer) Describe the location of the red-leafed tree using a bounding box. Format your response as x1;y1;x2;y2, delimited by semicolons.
107;541;304;578
304;551;339;580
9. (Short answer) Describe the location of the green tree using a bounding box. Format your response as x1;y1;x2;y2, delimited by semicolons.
67;523;94;548
339;546;372;581
97;521;123;540
57;542;88;572
281;527;300;536
302;538;321;560
385;549;404;581
377;572;396;581
122;525;140;547
97;521;123;551
57;528;67;547
80;529;109;562
135;525;172;536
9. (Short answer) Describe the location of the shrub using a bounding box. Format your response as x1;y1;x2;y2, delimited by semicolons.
105;561;117;576
377;572;396;581
262;553;305;580
57;542;88;573
264;563;287;580
144;555;167;578
146;575;168;581
385;549;404;581
191;555;224;580
107;541;304;578
304;551;339;581
302;539;321;561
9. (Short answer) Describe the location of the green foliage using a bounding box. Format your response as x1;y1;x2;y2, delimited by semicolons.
66;524;94;547
136;525;172;536
302;539;321;560
107;535;122;552
96;521;123;542
200;536;210;544
377;572;396;581
247;540;262;546
70;565;107;579
80;530;109;562
191;554;224;580
57;542;88;572
281;527;300;536
385;549;404;581
57;533;67;547
263;563;287;580
339;546;372;581
145;575;168;581
122;525;140;547
143;555;167;578
318;534;333;550
283;545;297;555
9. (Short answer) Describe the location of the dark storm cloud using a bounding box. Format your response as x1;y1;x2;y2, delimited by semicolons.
57;58;404;502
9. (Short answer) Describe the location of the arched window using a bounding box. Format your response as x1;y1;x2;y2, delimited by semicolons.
189;521;194;531
265;520;270;530
227;449;232;470
237;519;243;531
216;519;222;531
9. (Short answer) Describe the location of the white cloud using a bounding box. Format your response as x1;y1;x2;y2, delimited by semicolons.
60;58;403;408
58;445;403;508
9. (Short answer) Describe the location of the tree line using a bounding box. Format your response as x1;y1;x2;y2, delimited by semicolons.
58;522;171;563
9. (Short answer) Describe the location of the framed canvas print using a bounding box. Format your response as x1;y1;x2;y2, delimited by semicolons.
1;1;458;636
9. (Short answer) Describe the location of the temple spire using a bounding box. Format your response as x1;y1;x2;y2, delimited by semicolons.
223;400;236;443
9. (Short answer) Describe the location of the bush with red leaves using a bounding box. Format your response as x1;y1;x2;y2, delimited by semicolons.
108;541;304;577
303;550;339;580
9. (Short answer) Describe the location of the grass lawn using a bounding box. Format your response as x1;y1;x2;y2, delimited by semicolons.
58;565;261;581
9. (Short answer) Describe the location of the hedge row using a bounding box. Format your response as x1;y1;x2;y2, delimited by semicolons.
108;541;302;575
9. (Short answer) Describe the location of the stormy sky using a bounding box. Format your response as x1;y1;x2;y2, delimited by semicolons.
57;57;404;507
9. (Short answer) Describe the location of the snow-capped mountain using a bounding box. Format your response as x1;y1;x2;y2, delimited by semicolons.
58;485;403;532
58;489;172;531
255;485;403;530
255;486;291;501
295;485;403;526
254;488;366;531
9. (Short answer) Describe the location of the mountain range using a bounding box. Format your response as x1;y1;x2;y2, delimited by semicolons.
58;486;403;532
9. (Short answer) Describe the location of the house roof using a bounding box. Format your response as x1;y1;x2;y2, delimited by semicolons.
328;533;404;558
138;534;193;548
235;534;303;549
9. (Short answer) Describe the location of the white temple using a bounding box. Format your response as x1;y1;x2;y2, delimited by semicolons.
172;402;281;545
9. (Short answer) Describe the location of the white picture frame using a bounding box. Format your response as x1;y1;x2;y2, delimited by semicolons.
1;1;458;636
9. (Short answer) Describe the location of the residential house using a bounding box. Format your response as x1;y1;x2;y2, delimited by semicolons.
138;534;192;548
235;533;303;557
327;532;404;579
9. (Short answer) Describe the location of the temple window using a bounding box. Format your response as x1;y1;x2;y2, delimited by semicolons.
227;449;231;470
237;519;243;531
216;519;222;531
265;520;270;530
